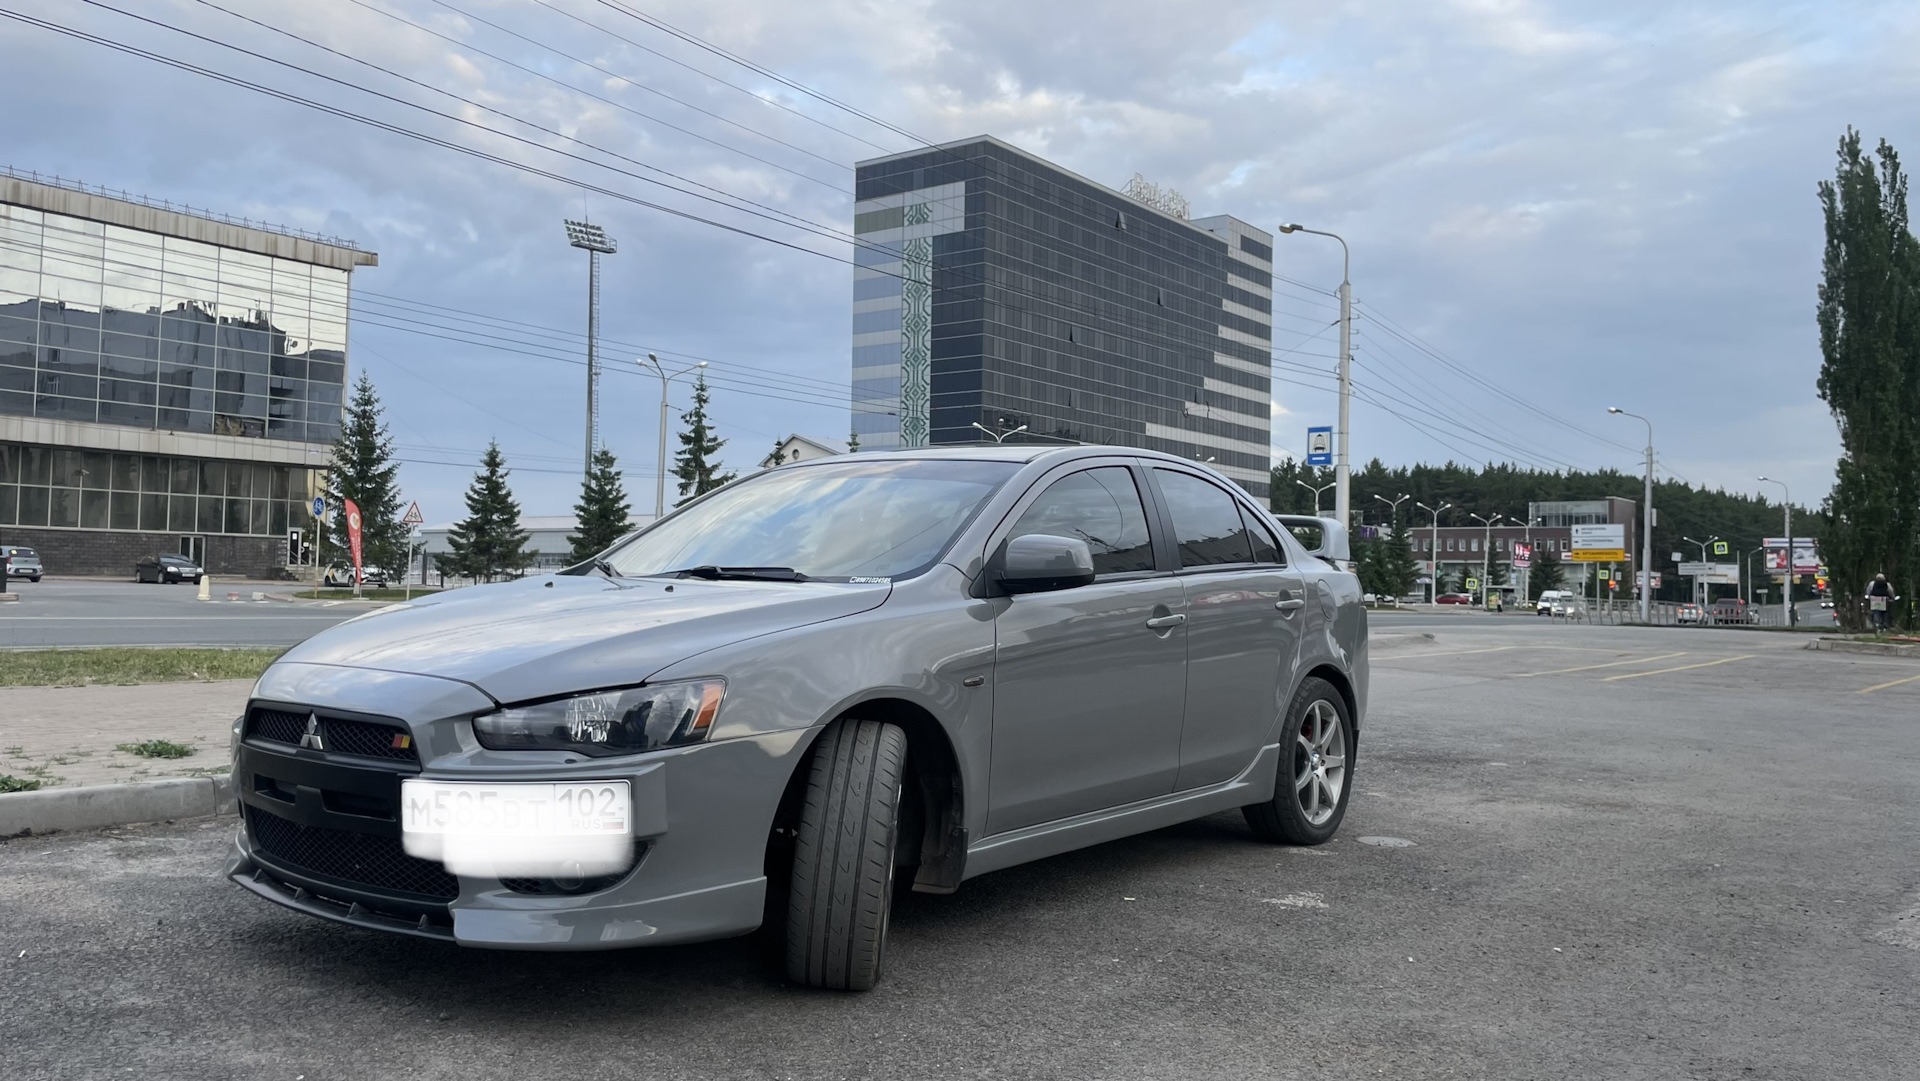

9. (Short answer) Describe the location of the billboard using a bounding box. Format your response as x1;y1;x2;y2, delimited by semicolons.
1763;539;1820;574
1511;541;1532;569
1569;523;1626;563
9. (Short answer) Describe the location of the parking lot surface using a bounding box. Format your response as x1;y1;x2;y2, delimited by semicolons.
2;623;1915;1079
0;579;366;648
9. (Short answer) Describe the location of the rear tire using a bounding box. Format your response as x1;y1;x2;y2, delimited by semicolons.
1244;677;1355;845
785;719;909;991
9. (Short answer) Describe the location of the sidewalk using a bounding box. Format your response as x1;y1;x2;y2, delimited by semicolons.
0;680;248;789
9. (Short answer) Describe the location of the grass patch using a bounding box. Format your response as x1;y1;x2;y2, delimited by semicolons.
116;739;197;759
305;588;442;602
0;775;42;793
0;647;283;688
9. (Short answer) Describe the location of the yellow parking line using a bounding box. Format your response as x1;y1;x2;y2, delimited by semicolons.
1601;655;1756;681
1513;652;1689;678
1856;672;1920;695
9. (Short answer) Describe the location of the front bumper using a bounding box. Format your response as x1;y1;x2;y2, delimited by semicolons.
226;694;807;951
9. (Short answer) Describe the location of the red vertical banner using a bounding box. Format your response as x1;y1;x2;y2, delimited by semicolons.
344;499;364;584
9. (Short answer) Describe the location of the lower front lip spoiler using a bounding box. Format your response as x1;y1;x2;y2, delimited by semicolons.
229;856;454;941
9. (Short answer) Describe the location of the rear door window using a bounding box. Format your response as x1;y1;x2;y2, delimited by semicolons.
1006;467;1155;575
1153;469;1255;568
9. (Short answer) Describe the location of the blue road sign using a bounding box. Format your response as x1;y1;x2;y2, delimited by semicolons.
311;496;326;519
1306;426;1333;466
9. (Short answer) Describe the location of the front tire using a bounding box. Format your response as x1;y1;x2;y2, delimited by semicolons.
1244;677;1355;845
785;719;909;991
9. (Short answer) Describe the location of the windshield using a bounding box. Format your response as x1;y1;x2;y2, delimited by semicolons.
602;458;1020;581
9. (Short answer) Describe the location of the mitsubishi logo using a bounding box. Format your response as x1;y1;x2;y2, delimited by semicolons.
298;713;326;752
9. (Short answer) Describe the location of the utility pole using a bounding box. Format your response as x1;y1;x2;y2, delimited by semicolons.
1607;407;1656;623
638;353;707;518
1758;476;1791;627
1277;224;1351;529
565;219;617;478
1297;479;1336;516
1416;500;1451;604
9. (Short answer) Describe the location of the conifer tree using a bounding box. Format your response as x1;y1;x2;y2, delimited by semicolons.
672;374;736;505
848;427;861;453
327;373;407;575
566;447;632;564
444;441;531;582
1817;128;1920;631
1382;515;1419;600
1530;545;1564;600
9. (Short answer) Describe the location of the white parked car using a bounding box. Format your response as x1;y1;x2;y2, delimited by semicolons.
1536;589;1575;615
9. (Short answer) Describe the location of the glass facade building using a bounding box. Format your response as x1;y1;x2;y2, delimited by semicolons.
851;137;1273;494
0;170;375;576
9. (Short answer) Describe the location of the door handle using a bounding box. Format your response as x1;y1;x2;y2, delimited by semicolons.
1276;590;1306;611
1144;613;1186;630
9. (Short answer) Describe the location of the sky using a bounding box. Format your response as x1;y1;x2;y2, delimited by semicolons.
4;0;1916;523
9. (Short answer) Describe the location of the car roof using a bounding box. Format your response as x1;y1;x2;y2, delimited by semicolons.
783;444;1234;470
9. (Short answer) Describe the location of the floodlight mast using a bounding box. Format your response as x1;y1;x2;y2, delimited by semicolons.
565;219;617;477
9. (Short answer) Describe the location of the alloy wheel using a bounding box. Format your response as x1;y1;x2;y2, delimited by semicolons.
1293;700;1347;826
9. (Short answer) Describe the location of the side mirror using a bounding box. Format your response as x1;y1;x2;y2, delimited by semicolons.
1271;514;1352;567
997;533;1096;594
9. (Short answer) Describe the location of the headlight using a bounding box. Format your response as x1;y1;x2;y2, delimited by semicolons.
472;679;725;757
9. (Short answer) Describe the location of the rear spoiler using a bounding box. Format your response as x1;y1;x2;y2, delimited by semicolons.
1270;514;1352;568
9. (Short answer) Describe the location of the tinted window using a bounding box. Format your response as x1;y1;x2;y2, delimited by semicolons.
1007;467;1154;575
1154;470;1254;567
1241;506;1283;565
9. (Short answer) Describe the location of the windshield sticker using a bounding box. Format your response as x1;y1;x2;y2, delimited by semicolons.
849;576;892;584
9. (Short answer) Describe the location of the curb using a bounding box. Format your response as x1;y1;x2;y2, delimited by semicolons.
1806;638;1920;659
0;774;235;838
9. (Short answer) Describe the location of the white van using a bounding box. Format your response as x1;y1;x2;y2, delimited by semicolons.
1536;589;1575;615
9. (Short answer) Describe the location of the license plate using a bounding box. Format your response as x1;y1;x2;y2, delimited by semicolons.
401;779;630;838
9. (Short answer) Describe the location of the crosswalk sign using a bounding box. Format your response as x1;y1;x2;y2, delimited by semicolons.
1712;540;1728;556
1465;577;1479;590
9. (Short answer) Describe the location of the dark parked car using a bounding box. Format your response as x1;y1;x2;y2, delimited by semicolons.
225;446;1370;990
3;545;43;582
134;554;203;584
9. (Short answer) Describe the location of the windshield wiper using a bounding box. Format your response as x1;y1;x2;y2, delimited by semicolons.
591;558;622;579
664;565;809;582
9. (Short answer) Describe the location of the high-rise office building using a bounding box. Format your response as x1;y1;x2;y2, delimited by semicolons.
851;136;1273;494
0;169;376;576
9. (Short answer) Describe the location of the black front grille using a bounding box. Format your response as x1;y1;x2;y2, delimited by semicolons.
245;805;458;900
248;708;418;763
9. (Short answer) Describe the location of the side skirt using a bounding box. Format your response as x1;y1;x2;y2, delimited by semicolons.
961;743;1280;881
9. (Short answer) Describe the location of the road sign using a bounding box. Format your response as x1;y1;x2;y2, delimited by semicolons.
1678;561;1711;575
1597;568;1610;580
1671;551;1683;563
1571;523;1626;551
1512;541;1532;569
1465;577;1479;591
1712;540;1729;556
401;501;424;526
1305;426;1333;467
1636;571;1662;589
1569;549;1626;563
310;496;326;519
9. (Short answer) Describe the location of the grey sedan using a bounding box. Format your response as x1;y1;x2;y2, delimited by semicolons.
225;446;1368;990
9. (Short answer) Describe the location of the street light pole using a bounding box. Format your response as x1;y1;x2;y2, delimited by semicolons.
1758;476;1791;627
970;420;1028;444
1745;545;1765;605
1607;407;1655;623
1416;500;1450;604
1468;512;1503;606
1277;224;1352;530
565;220;617;478
1682;534;1719;607
638;353;706;519
1297;479;1336;516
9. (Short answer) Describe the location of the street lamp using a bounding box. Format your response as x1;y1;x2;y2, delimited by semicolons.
1607;407;1655;624
1745;545;1766;606
970;420;1028;444
565;219;616;478
1682;534;1719;607
1468;512;1503;606
1416;500;1451;604
637;353;706;518
1297;479;1336;516
1277;223;1352;531
1757;476;1792;627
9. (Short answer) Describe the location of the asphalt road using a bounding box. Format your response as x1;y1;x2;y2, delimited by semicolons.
2;623;1916;1079
0;578;367;648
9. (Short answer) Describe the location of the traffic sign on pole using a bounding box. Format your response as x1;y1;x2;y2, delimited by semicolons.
401;501;424;526
311;496;326;519
1306;426;1333;467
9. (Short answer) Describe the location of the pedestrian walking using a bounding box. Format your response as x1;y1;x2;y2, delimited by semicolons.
1866;573;1894;631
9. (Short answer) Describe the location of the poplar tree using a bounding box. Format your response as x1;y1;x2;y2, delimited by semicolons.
1817;129;1920;631
566;448;633;564
327;373;407;575
444;441;531;582
672;374;736;505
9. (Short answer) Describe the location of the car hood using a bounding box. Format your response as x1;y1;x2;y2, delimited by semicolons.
274;574;892;705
